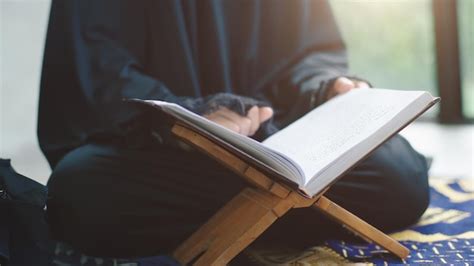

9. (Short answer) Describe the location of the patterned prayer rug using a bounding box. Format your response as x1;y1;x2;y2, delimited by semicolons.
247;179;474;265
49;179;473;265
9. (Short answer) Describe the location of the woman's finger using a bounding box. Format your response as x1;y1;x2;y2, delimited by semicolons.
205;106;273;136
326;77;356;100
206;114;241;133
333;77;355;93
246;106;260;136
258;107;274;123
354;81;370;89
215;108;251;135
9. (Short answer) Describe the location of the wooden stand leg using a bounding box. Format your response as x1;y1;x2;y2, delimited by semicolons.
313;196;410;259
173;188;295;265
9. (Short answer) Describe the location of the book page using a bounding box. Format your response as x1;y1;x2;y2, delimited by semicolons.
262;88;432;188
132;88;436;197
139;100;304;185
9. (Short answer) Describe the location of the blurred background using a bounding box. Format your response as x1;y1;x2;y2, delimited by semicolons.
1;0;473;185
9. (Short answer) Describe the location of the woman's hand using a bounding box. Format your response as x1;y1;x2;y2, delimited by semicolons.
326;77;370;100
204;106;273;136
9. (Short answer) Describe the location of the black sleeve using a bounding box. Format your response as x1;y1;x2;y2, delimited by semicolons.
62;0;268;139
260;1;349;127
39;0;183;158
41;0;274;149
289;49;349;108
72;0;183;123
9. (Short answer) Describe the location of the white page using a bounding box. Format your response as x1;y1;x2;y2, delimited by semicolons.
304;91;435;196
262;88;429;186
142;100;304;184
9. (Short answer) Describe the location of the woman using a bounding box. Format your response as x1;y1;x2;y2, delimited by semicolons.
40;0;429;258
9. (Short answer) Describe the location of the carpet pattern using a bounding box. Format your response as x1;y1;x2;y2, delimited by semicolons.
248;179;474;265
50;179;473;265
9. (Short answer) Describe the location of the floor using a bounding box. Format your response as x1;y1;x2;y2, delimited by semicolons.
399;122;473;180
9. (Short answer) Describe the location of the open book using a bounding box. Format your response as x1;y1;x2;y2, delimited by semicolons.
133;88;439;197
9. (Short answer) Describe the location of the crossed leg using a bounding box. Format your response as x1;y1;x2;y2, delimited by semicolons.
46;135;429;258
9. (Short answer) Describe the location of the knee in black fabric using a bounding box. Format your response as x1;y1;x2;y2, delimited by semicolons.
46;144;161;255
46;146;103;247
326;134;430;232
367;135;430;229
45;143;248;257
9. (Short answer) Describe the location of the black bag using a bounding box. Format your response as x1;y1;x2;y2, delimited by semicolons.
0;160;181;266
0;159;52;265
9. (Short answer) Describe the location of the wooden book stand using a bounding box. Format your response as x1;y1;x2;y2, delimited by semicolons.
170;124;409;265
